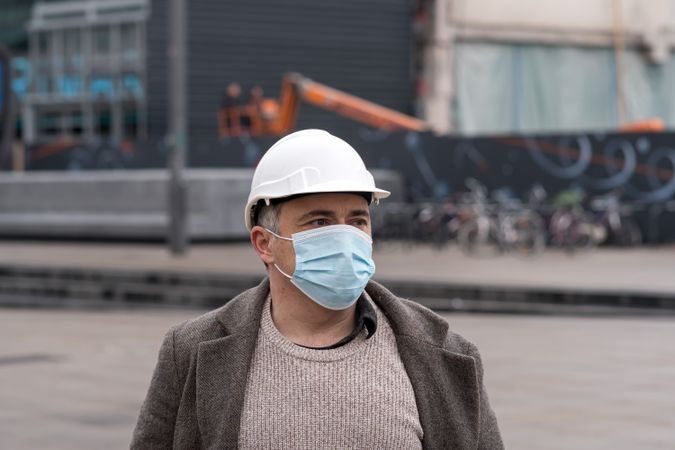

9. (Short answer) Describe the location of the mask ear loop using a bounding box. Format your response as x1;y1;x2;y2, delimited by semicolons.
264;228;294;279
273;263;293;279
264;228;292;241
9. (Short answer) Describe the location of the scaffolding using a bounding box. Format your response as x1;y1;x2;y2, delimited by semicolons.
23;0;149;144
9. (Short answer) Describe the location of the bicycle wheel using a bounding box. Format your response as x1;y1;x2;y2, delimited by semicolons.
458;217;500;257
502;212;545;257
566;216;597;253
615;220;642;246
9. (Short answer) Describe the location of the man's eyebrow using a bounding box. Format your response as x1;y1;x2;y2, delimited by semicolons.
349;209;370;217
297;210;338;221
297;209;370;222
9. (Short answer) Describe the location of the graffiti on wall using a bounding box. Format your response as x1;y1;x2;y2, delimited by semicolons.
28;128;675;205
365;131;675;205
11;57;144;100
505;135;675;203
24;127;675;241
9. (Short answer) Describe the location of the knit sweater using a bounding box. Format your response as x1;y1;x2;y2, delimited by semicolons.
237;295;424;449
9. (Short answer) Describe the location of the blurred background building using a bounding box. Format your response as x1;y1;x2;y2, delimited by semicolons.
418;0;675;135
1;0;675;242
5;0;413;149
21;0;148;144
3;0;675;149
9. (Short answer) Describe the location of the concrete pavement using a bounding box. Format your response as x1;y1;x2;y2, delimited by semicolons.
1;307;673;450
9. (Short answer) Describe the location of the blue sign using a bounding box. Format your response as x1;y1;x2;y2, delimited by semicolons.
11;57;31;99
10;57;144;100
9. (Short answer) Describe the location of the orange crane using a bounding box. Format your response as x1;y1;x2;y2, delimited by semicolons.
217;72;428;138
217;72;665;139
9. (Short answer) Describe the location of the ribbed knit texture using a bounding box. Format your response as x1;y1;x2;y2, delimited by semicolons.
237;295;424;449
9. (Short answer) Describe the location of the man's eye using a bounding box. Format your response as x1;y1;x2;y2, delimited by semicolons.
311;218;330;226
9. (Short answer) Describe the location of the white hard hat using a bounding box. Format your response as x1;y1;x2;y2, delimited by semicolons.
245;129;390;230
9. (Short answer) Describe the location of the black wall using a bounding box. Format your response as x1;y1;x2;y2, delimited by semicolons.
146;0;414;163
26;129;675;243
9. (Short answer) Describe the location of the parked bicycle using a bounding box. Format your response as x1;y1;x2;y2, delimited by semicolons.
590;189;642;246
548;188;602;252
455;180;545;257
373;181;643;255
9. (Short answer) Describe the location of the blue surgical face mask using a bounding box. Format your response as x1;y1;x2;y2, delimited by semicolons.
266;224;376;310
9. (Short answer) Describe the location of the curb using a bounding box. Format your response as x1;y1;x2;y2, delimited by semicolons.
1;264;674;315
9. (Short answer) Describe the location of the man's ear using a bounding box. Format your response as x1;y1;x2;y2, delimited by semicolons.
250;226;275;265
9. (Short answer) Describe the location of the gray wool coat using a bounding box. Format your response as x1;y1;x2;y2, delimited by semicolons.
131;278;504;449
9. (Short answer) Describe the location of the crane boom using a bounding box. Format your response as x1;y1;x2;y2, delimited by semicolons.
292;73;427;132
218;72;428;138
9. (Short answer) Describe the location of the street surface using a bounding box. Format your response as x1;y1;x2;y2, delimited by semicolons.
1;307;674;449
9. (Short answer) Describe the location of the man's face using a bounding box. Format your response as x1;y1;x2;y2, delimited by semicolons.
271;192;371;274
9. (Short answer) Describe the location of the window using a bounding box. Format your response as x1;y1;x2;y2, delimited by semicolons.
27;0;148;143
121;73;142;98
38;112;61;136
94;26;110;54
124;105;138;137
35;74;50;94
37;32;50;58
64;28;82;69
95;108;111;137
90;75;114;98
58;74;83;97
120;23;139;61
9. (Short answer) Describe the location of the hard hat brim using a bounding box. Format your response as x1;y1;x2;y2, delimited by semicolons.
245;183;390;230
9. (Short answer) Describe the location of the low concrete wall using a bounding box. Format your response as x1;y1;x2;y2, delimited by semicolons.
0;169;403;239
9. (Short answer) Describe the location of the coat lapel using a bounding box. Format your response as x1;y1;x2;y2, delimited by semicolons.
196;278;269;449
366;280;480;449
196;329;259;449
397;336;480;450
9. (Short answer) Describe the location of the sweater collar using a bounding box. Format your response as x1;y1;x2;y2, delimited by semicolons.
214;277;448;349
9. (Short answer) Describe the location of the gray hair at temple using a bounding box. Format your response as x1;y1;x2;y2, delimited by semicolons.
254;201;280;234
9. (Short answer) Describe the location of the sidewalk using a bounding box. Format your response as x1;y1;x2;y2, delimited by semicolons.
1;240;674;312
3;308;674;450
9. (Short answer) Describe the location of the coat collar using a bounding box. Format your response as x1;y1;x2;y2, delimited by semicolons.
198;278;479;449
214;277;270;334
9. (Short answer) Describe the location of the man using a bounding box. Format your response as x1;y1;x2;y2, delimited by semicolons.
220;82;243;136
131;129;503;449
